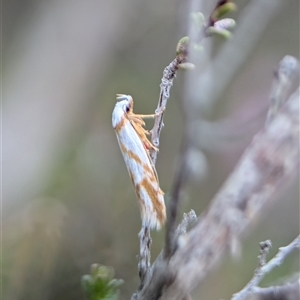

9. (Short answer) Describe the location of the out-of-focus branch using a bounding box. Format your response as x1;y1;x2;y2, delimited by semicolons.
175;210;197;237
231;236;300;300
266;55;300;124
251;280;300;300
134;56;299;300
165;146;189;258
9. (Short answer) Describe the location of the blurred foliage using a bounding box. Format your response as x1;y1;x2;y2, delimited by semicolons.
82;264;123;300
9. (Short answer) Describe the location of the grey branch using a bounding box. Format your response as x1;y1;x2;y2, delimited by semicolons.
231;236;300;300
150;54;186;165
137;226;152;291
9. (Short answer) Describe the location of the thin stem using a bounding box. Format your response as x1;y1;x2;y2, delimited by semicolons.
231;235;300;300
150;55;186;165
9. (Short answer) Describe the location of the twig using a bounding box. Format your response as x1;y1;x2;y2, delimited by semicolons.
175;210;197;237
258;240;272;268
137;226;152;291
231;235;300;300
266;55;300;124
150;54;187;165
166;209;197;261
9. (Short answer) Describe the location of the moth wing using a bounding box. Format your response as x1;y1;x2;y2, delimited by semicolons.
115;119;166;229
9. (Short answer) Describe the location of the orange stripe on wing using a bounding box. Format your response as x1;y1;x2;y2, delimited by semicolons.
140;178;166;226
114;117;127;133
120;143;143;166
143;163;157;183
135;183;147;223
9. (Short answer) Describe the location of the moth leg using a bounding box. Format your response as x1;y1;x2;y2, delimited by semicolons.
135;107;165;119
133;113;156;119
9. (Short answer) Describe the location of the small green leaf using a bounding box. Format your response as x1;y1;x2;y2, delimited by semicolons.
178;62;195;70
206;26;232;39
211;2;236;21
176;36;189;55
81;274;94;294
190;12;205;32
214;18;236;31
82;264;123;300
193;44;204;52
107;279;125;289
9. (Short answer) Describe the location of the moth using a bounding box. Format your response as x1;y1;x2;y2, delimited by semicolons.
112;94;166;230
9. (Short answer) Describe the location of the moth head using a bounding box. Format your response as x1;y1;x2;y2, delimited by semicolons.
116;94;133;114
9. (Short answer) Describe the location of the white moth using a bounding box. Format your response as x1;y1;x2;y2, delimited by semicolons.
112;94;166;230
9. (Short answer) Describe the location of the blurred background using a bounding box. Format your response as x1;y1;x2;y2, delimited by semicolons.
3;0;299;299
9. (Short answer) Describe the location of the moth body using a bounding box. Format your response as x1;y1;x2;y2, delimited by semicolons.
112;94;166;230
